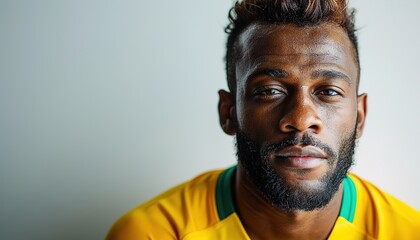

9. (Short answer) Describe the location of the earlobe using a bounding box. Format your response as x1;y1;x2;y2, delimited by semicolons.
356;93;368;139
218;90;237;136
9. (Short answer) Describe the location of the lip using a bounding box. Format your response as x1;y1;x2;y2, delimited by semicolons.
274;146;327;169
275;146;327;158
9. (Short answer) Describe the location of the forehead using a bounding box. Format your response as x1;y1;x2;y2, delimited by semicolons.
235;22;358;86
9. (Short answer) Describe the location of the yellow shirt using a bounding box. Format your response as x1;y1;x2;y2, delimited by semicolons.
106;166;420;239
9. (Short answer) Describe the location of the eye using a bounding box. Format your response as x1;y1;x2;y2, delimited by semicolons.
253;86;286;99
261;89;282;95
315;88;342;97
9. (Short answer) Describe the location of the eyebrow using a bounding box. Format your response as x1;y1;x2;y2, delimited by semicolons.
311;69;352;84
247;68;289;82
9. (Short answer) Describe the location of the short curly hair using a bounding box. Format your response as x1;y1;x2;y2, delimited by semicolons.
225;0;359;92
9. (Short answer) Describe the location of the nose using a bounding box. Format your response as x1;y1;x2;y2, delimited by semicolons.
279;93;323;134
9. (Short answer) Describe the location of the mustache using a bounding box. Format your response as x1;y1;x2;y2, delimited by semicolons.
262;134;338;159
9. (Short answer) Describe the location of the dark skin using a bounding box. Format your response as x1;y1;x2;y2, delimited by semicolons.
218;23;367;239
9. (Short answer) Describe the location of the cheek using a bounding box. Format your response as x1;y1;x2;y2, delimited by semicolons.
322;104;358;148
236;101;278;140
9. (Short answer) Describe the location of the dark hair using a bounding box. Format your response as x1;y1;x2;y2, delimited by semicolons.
225;0;359;92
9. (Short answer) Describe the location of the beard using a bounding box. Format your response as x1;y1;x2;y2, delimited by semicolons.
236;127;356;212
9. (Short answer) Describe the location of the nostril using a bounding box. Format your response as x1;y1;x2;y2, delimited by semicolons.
285;125;297;131
279;114;323;133
279;123;299;133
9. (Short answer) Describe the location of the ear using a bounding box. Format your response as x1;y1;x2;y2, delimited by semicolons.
356;93;368;139
218;90;237;136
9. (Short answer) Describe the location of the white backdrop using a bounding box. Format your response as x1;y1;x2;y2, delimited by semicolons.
1;0;419;239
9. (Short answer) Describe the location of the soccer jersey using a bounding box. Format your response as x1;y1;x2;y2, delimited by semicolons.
106;165;420;239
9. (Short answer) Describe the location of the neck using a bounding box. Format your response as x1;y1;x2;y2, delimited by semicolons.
234;166;343;240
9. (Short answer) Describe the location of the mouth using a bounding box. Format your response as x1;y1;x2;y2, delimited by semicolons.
274;146;328;169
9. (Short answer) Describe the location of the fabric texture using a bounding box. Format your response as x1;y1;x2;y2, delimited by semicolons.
106;166;420;240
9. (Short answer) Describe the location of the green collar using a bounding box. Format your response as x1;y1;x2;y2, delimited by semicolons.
215;165;357;223
339;175;357;222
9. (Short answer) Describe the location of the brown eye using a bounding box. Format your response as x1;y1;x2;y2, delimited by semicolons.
256;89;284;99
262;89;282;95
254;86;286;98
317;89;341;96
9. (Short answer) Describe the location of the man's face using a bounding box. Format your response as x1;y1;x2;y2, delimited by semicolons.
219;23;367;211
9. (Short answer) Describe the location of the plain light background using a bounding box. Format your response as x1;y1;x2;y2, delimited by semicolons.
1;0;419;239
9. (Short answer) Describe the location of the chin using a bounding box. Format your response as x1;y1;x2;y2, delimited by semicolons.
248;163;343;212
290;178;327;191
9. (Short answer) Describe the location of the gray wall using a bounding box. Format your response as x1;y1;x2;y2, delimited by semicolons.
1;0;419;239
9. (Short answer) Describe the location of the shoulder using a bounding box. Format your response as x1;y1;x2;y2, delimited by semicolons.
105;169;224;240
348;173;420;238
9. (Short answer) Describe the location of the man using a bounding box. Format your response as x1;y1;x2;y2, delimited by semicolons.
106;0;420;239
